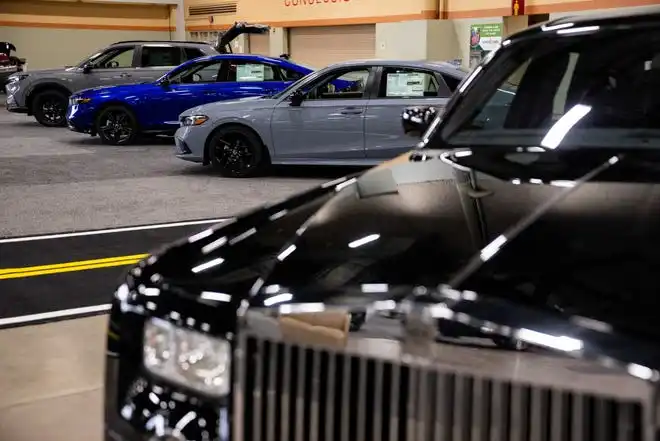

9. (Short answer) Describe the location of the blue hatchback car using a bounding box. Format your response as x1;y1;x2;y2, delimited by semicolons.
66;53;314;145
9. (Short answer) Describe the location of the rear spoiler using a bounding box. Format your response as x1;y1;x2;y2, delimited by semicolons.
216;22;270;54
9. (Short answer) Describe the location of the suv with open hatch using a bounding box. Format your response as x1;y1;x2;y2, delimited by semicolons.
5;22;269;128
105;7;660;441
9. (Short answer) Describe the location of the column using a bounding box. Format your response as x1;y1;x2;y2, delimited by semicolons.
174;0;186;40
269;27;288;58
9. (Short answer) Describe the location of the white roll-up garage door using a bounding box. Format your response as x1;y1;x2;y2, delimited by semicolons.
288;24;375;68
249;33;270;56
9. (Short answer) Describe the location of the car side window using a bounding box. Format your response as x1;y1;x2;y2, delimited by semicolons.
303;68;370;100
93;47;135;69
378;67;442;98
141;46;181;67
220;60;277;82
183;48;206;62
280;67;305;81
169;61;222;84
441;74;461;92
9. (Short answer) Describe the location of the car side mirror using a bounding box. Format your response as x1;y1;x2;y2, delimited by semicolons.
82;63;93;73
159;78;171;87
402;106;438;137
289;89;305;107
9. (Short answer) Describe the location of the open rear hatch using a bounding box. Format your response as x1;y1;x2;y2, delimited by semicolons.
215;22;270;53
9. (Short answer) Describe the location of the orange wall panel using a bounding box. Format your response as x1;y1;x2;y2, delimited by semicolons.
186;0;437;29
445;0;660;18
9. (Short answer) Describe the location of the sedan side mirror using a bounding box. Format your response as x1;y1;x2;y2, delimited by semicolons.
289;89;305;107
82;63;93;74
401;106;438;137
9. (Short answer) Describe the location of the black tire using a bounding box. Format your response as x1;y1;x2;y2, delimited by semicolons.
96;105;138;146
208;125;268;178
33;90;68;127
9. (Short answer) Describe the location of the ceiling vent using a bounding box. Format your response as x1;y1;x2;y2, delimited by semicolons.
188;2;238;16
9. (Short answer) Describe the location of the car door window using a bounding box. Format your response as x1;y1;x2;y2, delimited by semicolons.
280;67;306;81
141;46;181;67
219;60;278;82
378;67;443;98
302;68;370;100
441;74;461;92
183;48;206;62
92;47;135;69
168;60;223;84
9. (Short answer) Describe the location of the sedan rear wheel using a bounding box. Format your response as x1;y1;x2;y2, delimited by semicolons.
208;126;268;178
96;106;138;146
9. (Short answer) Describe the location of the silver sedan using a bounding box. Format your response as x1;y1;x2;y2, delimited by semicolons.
174;59;467;177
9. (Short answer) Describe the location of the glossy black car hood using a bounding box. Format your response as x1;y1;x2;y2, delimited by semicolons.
251;150;660;345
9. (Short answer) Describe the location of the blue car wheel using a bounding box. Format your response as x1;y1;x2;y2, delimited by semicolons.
208;125;268;178
96;105;138;146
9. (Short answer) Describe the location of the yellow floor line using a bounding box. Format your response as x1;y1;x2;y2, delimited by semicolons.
0;254;148;280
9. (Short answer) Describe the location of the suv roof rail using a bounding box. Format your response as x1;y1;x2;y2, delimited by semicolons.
110;40;210;45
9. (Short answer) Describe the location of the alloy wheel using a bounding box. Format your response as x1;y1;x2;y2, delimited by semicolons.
99;111;134;144
41;99;65;125
213;133;256;175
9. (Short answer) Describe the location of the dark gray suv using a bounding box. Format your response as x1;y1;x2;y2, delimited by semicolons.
5;40;217;127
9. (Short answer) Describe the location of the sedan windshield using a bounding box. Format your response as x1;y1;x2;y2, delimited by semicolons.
269;73;312;99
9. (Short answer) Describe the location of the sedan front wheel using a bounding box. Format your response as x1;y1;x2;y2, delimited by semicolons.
96;106;138;146
208;126;268;178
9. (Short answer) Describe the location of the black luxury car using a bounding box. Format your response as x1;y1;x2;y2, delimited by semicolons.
105;8;660;441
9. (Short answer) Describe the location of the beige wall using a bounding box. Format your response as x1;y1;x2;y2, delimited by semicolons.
0;0;173;69
0;27;171;70
375;20;460;63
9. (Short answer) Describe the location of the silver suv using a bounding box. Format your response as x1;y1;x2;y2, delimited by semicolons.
5;40;217;127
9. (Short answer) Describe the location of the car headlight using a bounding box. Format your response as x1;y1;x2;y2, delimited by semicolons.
69;97;91;105
143;317;231;397
8;73;28;83
180;115;209;127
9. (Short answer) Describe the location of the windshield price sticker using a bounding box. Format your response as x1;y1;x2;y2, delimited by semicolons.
237;64;265;82
386;72;425;97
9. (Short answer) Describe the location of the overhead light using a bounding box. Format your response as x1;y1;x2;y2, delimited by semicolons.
557;25;599;35
191;257;224;274
348;234;380;248
541;104;592;149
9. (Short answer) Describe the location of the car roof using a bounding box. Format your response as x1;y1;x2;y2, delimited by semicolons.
110;40;214;47
509;6;660;42
182;52;307;68
546;5;660;26
323;59;469;77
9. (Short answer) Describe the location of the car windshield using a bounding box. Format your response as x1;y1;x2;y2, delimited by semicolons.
269;73;312;99
76;49;106;68
425;28;660;182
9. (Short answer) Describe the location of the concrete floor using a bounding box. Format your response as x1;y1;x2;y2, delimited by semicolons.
0;101;344;440
0;316;105;441
0;101;344;238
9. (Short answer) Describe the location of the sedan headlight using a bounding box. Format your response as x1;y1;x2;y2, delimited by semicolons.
69;97;91;105
143;317;231;397
180;115;209;127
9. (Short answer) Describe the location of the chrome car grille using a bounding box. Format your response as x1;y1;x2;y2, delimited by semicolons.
233;335;645;441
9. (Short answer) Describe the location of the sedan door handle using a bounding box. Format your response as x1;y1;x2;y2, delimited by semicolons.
340;107;363;115
119;73;132;78
203;91;216;96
